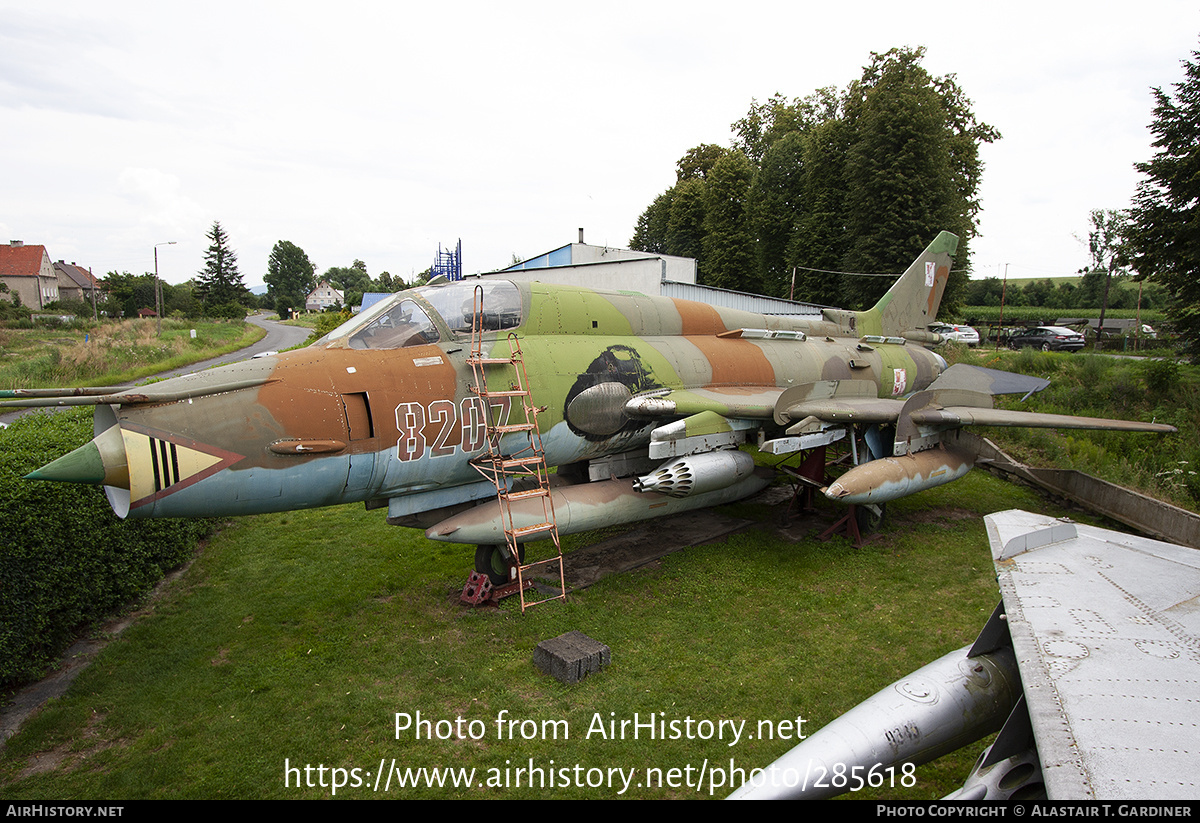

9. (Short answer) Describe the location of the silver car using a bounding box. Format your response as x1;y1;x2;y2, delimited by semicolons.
929;322;980;347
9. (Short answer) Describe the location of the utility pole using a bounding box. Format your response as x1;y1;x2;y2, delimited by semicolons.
154;241;176;337
996;263;1009;350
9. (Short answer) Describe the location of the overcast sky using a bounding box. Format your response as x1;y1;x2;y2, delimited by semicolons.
2;2;1197;290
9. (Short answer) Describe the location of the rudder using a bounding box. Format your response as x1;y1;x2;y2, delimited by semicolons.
856;232;959;338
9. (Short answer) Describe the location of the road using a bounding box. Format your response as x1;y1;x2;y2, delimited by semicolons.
0;314;313;425
151;312;313;380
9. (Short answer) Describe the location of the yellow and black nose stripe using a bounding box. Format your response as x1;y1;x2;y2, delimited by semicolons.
123;425;244;510
150;437;182;492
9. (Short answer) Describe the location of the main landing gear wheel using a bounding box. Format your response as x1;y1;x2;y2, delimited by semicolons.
854;502;887;535
474;544;526;586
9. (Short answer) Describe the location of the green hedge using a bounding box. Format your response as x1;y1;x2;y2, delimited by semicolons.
953;305;1168;326
0;409;215;686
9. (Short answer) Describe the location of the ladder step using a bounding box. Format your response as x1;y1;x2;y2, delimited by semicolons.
478;389;529;398
492;423;535;433
468;357;514;365
498;455;546;468
511;522;555;539
505;487;550;501
520;556;562;572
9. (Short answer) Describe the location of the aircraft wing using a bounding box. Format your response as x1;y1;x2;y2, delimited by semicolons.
908;406;1178;432
774;365;1175;439
728;510;1200;800
984;509;1200;800
767;365;1173;505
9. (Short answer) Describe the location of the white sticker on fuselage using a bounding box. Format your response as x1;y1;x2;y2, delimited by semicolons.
413;356;443;367
893;368;907;396
925;262;936;287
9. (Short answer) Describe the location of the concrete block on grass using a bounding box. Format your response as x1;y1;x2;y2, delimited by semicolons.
533;631;610;684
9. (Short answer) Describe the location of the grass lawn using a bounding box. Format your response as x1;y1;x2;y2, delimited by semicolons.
0;469;1068;800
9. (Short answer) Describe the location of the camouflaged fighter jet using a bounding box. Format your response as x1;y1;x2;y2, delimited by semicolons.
3;232;1175;582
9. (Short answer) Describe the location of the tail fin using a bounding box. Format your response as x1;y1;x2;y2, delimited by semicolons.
853;231;958;338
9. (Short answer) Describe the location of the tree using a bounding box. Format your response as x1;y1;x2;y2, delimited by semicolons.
732;88;840;165
675;144;729;181
196;221;249;312
323;260;372;310
840;48;998;309
1124;46;1200;359
750;132;807;297
630;189;674;254
786;117;852;303
264;240;316;312
1077;209;1130;346
324;260;372;294
666;178;708;263
629;48;997;311
375;271;405;293
701;151;755;291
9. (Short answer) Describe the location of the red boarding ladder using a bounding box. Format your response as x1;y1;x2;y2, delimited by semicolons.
466;286;565;611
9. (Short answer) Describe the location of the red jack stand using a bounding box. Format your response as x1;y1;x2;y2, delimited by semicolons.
459;571;533;606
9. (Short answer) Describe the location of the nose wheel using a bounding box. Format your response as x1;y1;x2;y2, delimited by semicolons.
474;543;526;586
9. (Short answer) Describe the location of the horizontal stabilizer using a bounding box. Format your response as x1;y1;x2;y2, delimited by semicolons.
926;363;1050;397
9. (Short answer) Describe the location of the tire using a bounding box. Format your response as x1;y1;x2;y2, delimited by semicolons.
1041;342;1051;352
474;544;525;585
854;503;886;535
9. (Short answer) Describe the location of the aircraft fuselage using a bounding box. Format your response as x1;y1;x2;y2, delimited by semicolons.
105;280;946;523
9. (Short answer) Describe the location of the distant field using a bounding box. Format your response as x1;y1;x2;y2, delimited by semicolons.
0;318;263;389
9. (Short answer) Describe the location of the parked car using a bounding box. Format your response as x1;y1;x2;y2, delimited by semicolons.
1007;326;1086;352
928;322;980;347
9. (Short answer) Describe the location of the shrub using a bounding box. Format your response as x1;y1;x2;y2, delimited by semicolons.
0;409;215;686
1143;358;1180;395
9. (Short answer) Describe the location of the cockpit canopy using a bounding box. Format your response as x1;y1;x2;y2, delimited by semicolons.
316;280;522;350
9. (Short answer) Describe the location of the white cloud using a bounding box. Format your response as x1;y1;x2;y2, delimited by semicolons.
1;0;1197;288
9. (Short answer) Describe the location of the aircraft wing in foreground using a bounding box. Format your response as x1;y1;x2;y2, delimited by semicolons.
728;509;1200;800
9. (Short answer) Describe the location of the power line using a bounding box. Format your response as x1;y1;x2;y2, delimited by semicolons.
791;265;898;278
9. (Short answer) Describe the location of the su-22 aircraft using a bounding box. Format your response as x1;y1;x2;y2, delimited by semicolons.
5;232;1175;582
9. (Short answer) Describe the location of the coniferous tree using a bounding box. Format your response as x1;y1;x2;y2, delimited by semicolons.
1124;46;1200;360
196;221;248;313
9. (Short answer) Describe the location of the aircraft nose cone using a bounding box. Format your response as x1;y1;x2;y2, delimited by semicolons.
24;424;129;489
824;481;849;500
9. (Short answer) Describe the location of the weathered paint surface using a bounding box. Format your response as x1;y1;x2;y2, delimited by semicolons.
67;270;941;520
14;230;1173;543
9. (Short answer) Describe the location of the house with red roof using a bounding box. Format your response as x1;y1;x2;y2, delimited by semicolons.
0;241;59;308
